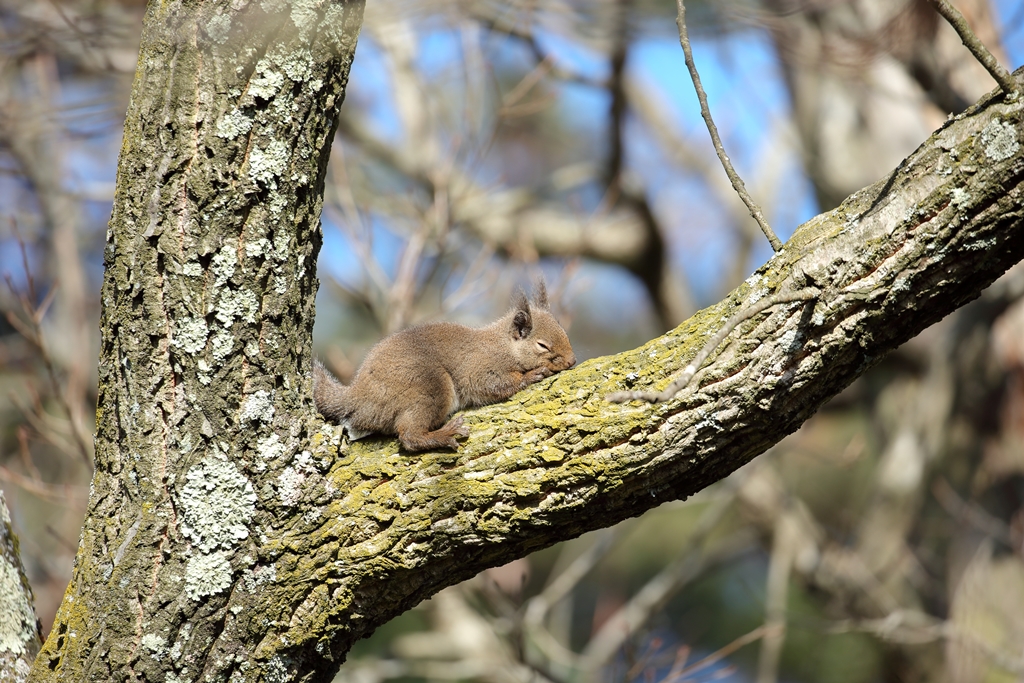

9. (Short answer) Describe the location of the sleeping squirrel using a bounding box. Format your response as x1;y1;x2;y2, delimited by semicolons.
313;282;576;451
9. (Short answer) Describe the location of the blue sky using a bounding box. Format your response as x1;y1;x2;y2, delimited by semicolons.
321;0;1024;319
323;3;1024;325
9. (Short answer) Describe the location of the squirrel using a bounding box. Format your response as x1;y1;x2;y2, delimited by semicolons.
313;281;576;452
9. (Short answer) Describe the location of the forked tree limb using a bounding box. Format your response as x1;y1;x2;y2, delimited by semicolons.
29;0;1024;676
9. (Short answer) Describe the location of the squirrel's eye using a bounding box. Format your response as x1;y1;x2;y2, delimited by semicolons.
537;341;550;352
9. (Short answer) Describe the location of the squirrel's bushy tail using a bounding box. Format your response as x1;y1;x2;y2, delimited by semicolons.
313;359;350;422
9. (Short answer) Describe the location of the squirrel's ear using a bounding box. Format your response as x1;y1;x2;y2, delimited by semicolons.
513;310;532;338
511;288;533;338
534;278;549;309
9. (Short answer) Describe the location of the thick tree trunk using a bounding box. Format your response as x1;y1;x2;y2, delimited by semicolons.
30;0;365;680
28;0;1024;680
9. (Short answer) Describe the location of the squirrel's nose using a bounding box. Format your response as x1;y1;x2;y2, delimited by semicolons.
567;354;577;368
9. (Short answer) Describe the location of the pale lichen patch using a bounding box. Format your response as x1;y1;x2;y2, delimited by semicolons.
241;391;275;423
278;47;314;82
950;187;971;208
265;655;291;683
172;317;208;355
268;193;289;216
272;231;291;263
212;245;238;285
216;288;260;324
249;139;291;188
289;0;319;32
212;330;235;362
141;633;166;659
206;12;232;44
184;551;233;600
242;563;277;591
261;0;287;13
0;556;36;655
257;433;288;471
249;59;286;100
216;109;253;139
981;119;1019;161
277;467;305;506
178;456;257;553
245;237;270;259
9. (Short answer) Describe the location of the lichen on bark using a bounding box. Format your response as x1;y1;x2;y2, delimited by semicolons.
1;491;41;683
33;1;364;681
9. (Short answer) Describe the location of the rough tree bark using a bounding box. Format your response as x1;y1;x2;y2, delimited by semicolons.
1;491;42;681
23;1;1024;682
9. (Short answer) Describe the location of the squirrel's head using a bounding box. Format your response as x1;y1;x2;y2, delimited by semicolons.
508;280;576;372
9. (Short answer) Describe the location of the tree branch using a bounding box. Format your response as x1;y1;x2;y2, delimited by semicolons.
265;69;1024;677
607;287;820;404
675;0;783;252
926;0;1019;97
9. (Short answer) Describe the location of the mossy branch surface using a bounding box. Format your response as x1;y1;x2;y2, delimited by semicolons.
29;3;1024;680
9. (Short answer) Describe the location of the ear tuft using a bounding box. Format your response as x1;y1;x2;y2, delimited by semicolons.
512;287;530;314
534;278;549;309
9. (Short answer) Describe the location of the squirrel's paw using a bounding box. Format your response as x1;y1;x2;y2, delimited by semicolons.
525;366;554;384
446;415;470;438
433;415;470;450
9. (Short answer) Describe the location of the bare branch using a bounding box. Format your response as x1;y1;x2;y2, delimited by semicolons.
4;235;93;466
829;609;1024;675
932;478;1013;544
675;0;783;252
671;625;775;682
578;482;749;677
926;0;1019;97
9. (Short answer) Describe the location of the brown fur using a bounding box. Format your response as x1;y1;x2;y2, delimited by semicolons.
314;282;576;451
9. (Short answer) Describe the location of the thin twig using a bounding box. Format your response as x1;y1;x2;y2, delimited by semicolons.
472;12;607;89
932;478;1012;544
525;528;621;625
926;0;1019;97
579;482;749;675
675;0;783;252
757;515;796;683
16;426;42;482
608;287;819;404
671;625;774;681
0;465;87;504
5;231;93;466
828;609;1024;674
